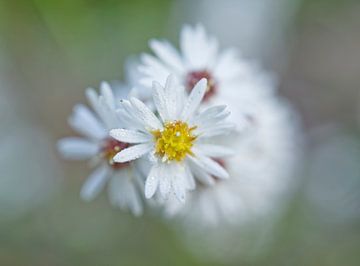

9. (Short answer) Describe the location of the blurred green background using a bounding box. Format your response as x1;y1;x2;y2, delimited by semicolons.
0;0;359;265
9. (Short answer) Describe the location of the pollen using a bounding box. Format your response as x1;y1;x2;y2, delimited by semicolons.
101;138;129;169
152;121;197;162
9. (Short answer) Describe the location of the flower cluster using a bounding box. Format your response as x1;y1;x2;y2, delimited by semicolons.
58;24;299;225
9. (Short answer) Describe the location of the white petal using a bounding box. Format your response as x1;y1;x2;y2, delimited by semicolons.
163;74;180;120
149;39;184;73
113;143;152;163
129;97;163;130
189;155;229;179
195;144;234;157
97;96;119;130
200;156;229;179
198;123;235;138
57;137;98;160
180;24;218;69
193;110;231;130
110;129;150;144
115;108;134;128
100;81;115;109
118;100;144;130
68;104;106;140
80;165;109;201
108;171;143;216
191;105;227;125
194;170;215;186
133;157;151;179
174;85;186;117
159;164;171;199
129;192;143;216
108;172;126;206
85;86;118;130
139;53;171;87
173;171;186;203
181;78;207;121
213;48;247;80
85;88;101;117
195;105;230;123
152;81;170;122
145;165;160;199
184;164;196;190
124;177;143;216
188;160;215;186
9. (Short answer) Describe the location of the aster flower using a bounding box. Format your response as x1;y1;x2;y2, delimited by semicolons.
109;75;234;203
57;83;146;216
138;24;252;104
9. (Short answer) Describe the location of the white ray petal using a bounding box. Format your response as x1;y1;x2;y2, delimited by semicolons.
125;177;143;216
113;143;152;163
198;123;235;138
119;100;145;129
189;155;229;179
184;164;196;190
85;87;117;129
193;109;231;129
149;39;184;73
116;108;139;129
152;81;169;122
57;137;98;160
180;24;218;69
108;171;127;207
139;53;170;87
164;74;179;120
181;78;207;121
159;164;171;199
213;48;247;80
188;161;215;186
110;129;150;144
195;170;215;186
173;171;186;203
100;81;115;109
80;165;109;201
98;96;119;130
68;104;106;140
129;97;163;130
108;171;143;216
190;105;227;125
145;164;160;199
85;88;101;116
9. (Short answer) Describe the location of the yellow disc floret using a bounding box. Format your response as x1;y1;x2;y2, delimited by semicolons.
152;121;197;162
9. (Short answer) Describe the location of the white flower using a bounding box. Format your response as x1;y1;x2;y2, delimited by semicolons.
109;75;234;203
138;24;252;104
136;23;275;134
57;82;146;216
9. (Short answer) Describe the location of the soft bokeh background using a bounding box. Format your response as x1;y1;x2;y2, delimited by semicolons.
1;0;359;265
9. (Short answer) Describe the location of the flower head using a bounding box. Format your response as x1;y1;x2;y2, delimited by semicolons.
138;24;249;103
57;83;146;216
110;75;234;202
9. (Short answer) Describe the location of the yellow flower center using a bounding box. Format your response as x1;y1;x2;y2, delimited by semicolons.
152;121;197;162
